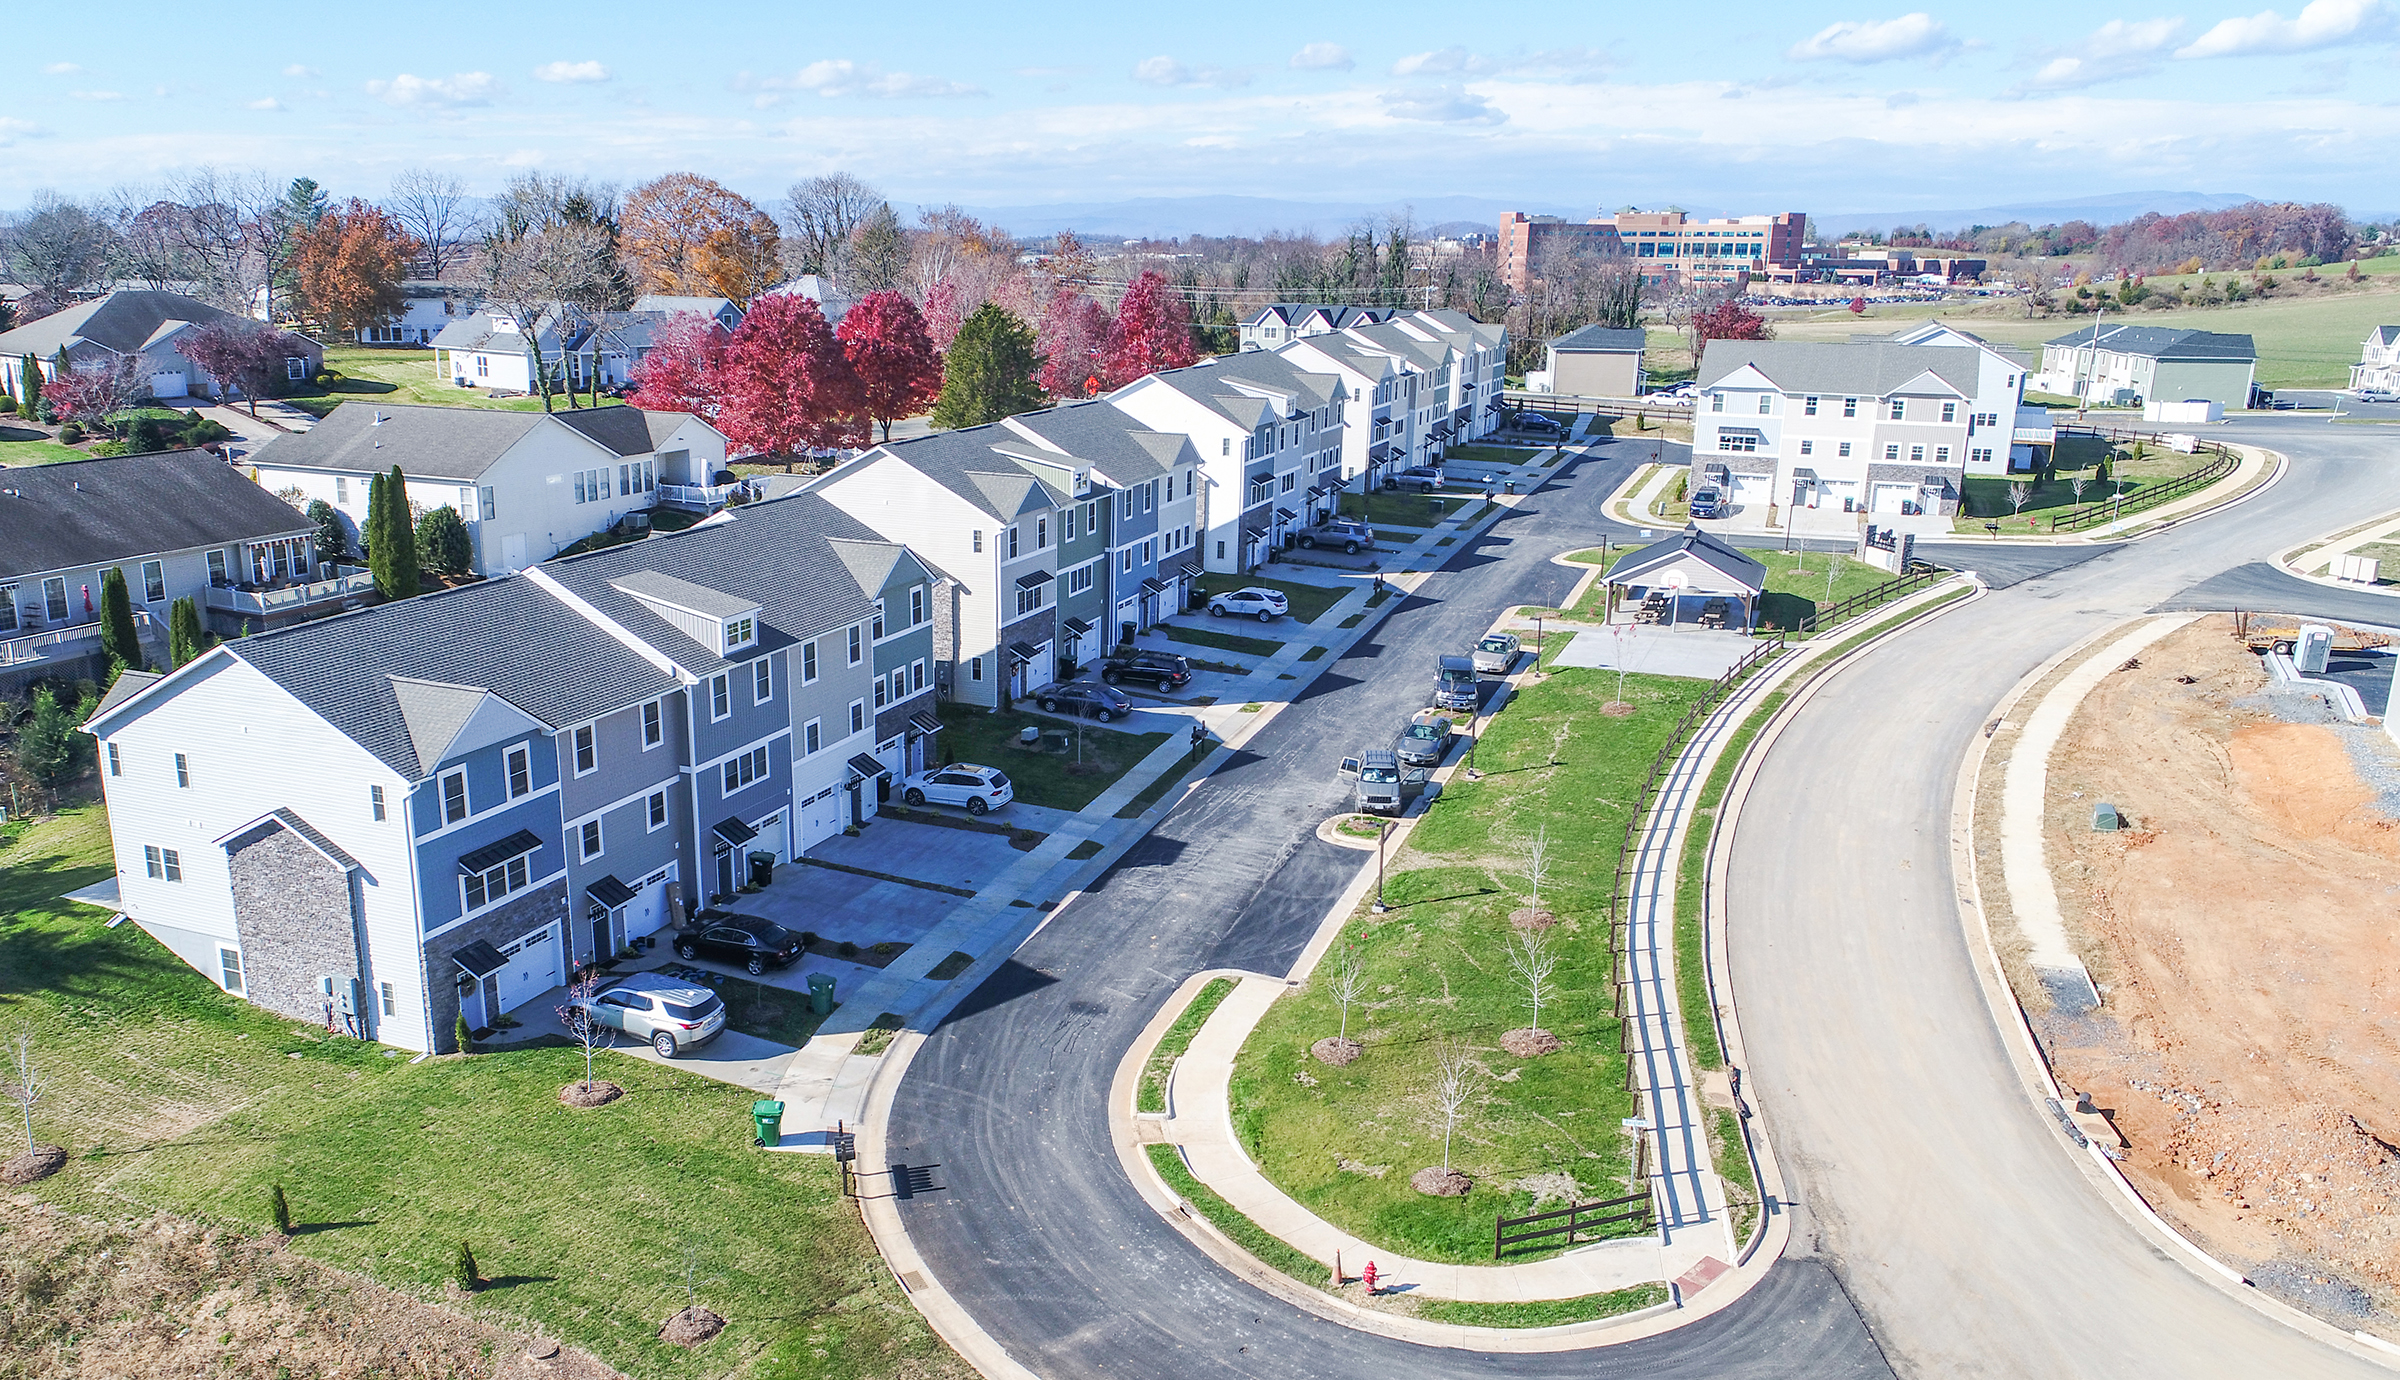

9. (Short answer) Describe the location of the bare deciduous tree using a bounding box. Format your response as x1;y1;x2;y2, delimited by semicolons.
387;168;481;280
1429;1040;1481;1170
484;220;616;413
2070;473;2090;507
1505;929;1559;1037
2008;481;2033;521
5;193;118;311
558;970;618;1094
5;1030;41;1153
1323;943;1368;1045
1517;824;1552;914
160;168;284;313
783;172;883;280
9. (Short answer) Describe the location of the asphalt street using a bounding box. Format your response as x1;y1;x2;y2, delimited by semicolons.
888;414;2400;1379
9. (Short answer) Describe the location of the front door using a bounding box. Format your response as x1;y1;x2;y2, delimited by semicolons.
588;910;612;966
714;845;736;899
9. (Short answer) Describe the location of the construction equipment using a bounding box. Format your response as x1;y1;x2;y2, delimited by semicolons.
2231;611;2393;655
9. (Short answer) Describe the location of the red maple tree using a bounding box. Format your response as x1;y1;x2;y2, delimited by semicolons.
1100;271;1196;388
836;291;944;443
920;281;966;353
715;292;866;467
1036;289;1111;399
1692;300;1772;342
627;311;730;419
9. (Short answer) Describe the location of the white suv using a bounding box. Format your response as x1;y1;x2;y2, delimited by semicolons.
564;971;726;1058
901;763;1015;815
1208;587;1290;621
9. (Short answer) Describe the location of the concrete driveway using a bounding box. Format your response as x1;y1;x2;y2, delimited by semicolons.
496;999;803;1095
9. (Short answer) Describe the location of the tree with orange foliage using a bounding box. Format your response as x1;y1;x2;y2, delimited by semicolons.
620;174;782;302
290;200;420;340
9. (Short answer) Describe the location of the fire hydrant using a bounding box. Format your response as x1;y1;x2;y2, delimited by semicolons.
1361;1261;1380;1296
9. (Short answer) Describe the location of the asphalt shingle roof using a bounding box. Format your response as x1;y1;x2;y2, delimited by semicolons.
249;403;578;481
1548;324;1647;353
1607;524;1767;591
852;427;1065;521
0;290;241;358
554;406;689;457
0;450;312;581
2038;324;2257;361
1697;341;1980;396
1002;400;1192;480
225;576;679;780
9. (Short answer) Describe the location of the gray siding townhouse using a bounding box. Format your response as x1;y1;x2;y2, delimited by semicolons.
0;451;332;691
1000;400;1205;644
2030;324;2258;409
0;289;322;401
1238;302;1400;352
83;491;941;1053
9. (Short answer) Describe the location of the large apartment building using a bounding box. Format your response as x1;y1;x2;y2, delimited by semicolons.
84;491;941;1053
1500;210;1806;291
1692;341;1976;518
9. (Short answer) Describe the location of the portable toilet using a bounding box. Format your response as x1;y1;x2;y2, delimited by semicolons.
2295;624;2333;675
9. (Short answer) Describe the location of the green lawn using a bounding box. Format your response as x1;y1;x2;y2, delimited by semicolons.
0;425;91;464
281;346;629;416
1953;433;2218;533
1193;572;1351;624
0;805;965;1380
1750;549;1897;631
1158;623;1284;659
1229;670;1709;1265
934;702;1168;812
1338;490;1469;529
1139;978;1237;1112
1444;443;1543;466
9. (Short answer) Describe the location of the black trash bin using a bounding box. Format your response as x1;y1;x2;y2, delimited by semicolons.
748;852;773;888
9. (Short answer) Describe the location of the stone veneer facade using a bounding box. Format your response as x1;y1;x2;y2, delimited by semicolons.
226;823;363;1030
424;879;570;1053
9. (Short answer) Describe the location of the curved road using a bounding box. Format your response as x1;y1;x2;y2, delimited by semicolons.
888;417;2400;1378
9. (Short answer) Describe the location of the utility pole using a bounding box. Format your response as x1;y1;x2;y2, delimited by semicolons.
1372;820;1390;914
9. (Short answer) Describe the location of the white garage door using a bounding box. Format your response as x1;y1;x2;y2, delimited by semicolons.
1870;484;1911;514
798;786;843;850
495;922;559;1012
625;870;670;939
149;370;189;398
1729;474;1769;503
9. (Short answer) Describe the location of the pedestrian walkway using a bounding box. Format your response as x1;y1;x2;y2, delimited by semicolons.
768;477;1551;1142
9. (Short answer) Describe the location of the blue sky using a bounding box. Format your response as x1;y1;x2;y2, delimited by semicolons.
6;0;2396;218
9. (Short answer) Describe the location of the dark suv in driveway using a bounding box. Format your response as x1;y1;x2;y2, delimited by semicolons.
1099;649;1193;689
675;916;804;975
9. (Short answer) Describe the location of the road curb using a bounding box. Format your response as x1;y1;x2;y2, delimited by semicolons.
1947;616;2400;1372
2270;502;2400;599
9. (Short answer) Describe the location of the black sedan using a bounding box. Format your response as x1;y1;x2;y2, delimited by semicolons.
1037;679;1136;722
674;916;804;975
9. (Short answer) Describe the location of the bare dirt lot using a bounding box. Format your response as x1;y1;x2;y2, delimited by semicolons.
2037;616;2400;1328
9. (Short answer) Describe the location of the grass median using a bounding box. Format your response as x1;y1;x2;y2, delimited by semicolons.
1138;978;1237;1113
935;702;1169;812
1193;572;1351;624
0;806;965;1380
1228;669;1709;1265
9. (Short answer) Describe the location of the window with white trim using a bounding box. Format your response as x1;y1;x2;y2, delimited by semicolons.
872;600;885;640
851;699;866;732
643;700;663;747
144;845;182;881
847;626;862;664
174;752;189;788
801;641;818;684
1884;444;1901;460
753;657;773;704
1838;442;1853;457
380;980;396;1016
571;728;595;777
1007;526;1020;559
441;770;469;824
722;746;768;794
970;656;983;681
1941;402;1957;423
219;947;244;994
1888;399;1906;420
910;586;926;626
463;851;531;912
724;616;754;651
1843;397;1858;418
372;784;386;821
1804;396;1819;416
507;744;532;795
804;719;822;754
911;659;925;692
141;560;165;603
1757;394;1772;415
579;819;604;859
647;790;669;830
710;673;731;720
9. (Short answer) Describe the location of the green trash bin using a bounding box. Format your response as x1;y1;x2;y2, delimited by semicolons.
752;1099;784;1147
807;973;836;1016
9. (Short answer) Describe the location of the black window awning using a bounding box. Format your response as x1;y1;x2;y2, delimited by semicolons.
452;940;508;979
1274;507;1297;520
1248;466;1274;485
586;874;637;910
1007;640;1040;662
1791;467;1818;481
1179;562;1203;579
1305;484;1329;499
1062;616;1094;636
1243;526;1269;541
1014;569;1054;589
458;829;542;875
847;753;891;783
1140;576;1170;595
712;816;758;846
908;710;943;735
1485;400;1504;414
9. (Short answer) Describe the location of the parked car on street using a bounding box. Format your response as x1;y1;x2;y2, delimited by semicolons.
901;763;1014;814
1689;486;1725;519
1391;466;1444;492
1339;748;1404;814
1394;715;1453;766
2354;388;2400;404
1432;654;1479;712
674;916;804;976
564;971;727;1057
1100;648;1192;689
1472;632;1521;674
1038;679;1136;722
1294;518;1377;553
1208;586;1291;620
1510;412;1563;436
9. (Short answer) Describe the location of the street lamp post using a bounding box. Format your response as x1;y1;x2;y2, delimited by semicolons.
1372;820;1390;914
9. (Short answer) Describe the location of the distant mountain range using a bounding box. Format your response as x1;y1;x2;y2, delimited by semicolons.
888;190;2274;242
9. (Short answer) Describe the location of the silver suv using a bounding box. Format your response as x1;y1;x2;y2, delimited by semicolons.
565;971;728;1058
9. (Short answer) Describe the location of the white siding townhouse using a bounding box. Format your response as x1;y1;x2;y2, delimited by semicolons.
2352;326;2399;393
1872;320;2053;475
2029;324;2258;410
1111;351;1347;575
0;289;322;401
248;403;729;576
1237;303;1400;352
82;489;940;1054
1693;341;1977;517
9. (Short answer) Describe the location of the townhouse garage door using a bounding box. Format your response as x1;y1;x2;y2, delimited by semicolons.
494;921;560;1012
1870;483;1914;513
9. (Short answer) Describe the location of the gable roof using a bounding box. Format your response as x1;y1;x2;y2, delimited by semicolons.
1697;341;1978;396
1001;399;1190;480
387;678;503;776
0;290;243;359
1242;303;1396;332
246;403;570;481
2039;324;2256;361
1548;324;1647;354
850;427;1066;521
2372;325;2400;347
554;405;701;457
0;450;313;581
1606;524;1766;592
225;575;678;779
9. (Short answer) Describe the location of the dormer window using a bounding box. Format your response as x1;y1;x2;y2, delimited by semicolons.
724;616;755;652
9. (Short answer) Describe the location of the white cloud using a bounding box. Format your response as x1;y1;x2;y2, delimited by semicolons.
534;60;612;84
1134;56;1251;88
70;90;124;101
2010;17;2187;92
282;64;318;78
1381;85;1505;124
366;71;502;107
0;116;41;143
2085;17;2189;56
1786;13;1956;62
42;62;81;75
745;60;983;102
1390;45;1614;79
2176;0;2389;57
1290;43;1354;71
249;97;285;111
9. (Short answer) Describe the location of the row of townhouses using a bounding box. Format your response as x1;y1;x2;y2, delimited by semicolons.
85;489;944;1053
